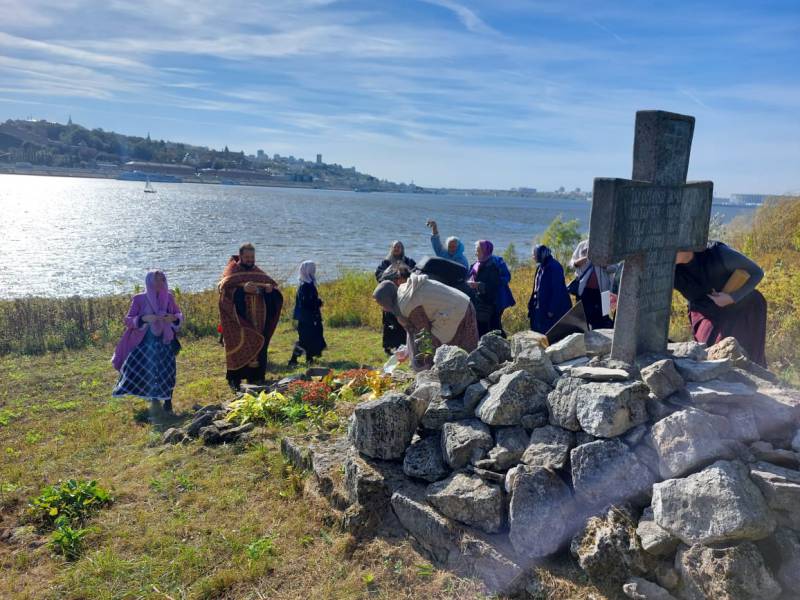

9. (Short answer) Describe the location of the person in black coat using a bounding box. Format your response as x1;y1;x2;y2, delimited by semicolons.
528;245;572;334
375;241;416;354
468;240;503;336
288;261;327;365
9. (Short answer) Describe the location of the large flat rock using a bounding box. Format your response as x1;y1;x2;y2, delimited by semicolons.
575;381;649;438
652;460;775;545
476;370;551;426
650;408;733;478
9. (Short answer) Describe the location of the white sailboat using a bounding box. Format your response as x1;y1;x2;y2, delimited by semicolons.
144;177;156;194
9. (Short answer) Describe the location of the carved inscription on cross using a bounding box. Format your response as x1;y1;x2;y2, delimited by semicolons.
589;111;714;363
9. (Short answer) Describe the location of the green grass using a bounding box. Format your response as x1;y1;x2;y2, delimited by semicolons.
0;326;605;599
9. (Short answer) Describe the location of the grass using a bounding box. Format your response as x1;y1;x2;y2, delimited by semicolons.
0;326;607;599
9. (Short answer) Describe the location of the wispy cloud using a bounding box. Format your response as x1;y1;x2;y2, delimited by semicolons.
0;0;797;194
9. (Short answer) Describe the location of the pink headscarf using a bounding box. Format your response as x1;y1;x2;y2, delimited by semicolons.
145;270;175;343
469;240;494;278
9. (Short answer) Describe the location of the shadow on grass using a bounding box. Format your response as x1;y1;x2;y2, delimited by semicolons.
132;401;192;431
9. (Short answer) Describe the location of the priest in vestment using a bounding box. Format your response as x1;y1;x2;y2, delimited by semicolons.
219;243;283;389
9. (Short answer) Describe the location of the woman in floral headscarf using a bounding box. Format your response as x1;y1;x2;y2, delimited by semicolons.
289;261;327;366
112;270;183;412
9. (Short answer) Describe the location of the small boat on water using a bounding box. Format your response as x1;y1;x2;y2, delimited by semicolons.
144;178;156;194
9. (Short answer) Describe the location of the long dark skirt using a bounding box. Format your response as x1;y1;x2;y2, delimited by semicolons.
689;290;768;367
476;305;503;338
382;311;407;354
226;342;268;388
580;287;614;330
113;330;176;401
297;318;327;359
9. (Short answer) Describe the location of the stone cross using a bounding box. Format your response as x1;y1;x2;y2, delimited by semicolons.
589;110;713;363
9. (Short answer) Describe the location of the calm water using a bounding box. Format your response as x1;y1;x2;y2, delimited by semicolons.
0;174;756;299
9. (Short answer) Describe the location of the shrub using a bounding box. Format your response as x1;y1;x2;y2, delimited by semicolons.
29;479;113;528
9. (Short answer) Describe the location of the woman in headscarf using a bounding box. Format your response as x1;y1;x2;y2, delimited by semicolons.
289;260;327;366
373;267;478;371
528;244;572;334
468;240;503;336
112;270;183;412
426;220;469;269
375;241;417;354
567;240;617;330
674;241;767;367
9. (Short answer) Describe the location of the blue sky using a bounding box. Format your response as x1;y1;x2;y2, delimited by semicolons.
1;0;798;195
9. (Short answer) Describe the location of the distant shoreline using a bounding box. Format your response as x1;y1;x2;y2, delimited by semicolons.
0;167;592;200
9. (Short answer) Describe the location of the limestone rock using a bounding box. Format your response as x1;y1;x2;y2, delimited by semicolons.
467;345;500;378
344;450;406;511
475;371;550;426
427;472;505;534
521;425;575;470
434;345;477;398
624;424;648;446
570;366;630;382
410;380;441;405
390;485;461;565
674;358;732;382
462;380;489;413
706;336;746;362
545;333;586;364
162;427;188;445
686;380;756;404
487;426;529;470
749;461;800;530
668;341;707;361
758;528;800;591
575;381;649;438
676;542;781;600
727;407;760;443
421;395;474;430
350;392;420;460
441;419;493;469
650;408;733;478
553;356;591;375
652;460;775;545
636;507;679;557
571;506;652;589
640;359;685;401
186;408;222;437
571;439;656;508
199;425;222;444
403;433;450;482
510;332;558;383
520;411;549;431
749;441;800;469
585;328;614;356
218;422;255;443
546;376;586;431
480;331;512;362
508;466;573;557
623;577;677;600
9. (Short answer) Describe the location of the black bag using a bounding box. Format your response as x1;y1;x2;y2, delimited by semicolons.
415;256;469;287
170;336;182;356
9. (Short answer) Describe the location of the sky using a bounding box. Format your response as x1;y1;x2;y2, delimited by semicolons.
1;0;798;195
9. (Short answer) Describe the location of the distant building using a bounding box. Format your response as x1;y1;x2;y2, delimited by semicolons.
316;153;322;164
123;161;196;177
730;194;766;205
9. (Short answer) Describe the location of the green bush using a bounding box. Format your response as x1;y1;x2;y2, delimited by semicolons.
29;479;113;528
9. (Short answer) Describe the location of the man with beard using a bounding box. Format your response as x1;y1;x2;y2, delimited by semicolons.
218;243;283;390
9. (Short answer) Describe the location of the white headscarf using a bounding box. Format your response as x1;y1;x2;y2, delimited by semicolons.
571;240;614;296
298;260;316;284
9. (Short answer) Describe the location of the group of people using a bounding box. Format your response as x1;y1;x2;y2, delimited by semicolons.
110;223;769;412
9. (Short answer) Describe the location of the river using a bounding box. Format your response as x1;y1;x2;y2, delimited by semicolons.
0;174;756;298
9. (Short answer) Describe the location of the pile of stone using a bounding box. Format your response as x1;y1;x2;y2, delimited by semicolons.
161;403;255;446
298;330;800;598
